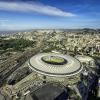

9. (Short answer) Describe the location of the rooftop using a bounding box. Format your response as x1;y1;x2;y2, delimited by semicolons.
29;53;82;77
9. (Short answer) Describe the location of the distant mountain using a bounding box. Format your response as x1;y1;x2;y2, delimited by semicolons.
0;28;99;36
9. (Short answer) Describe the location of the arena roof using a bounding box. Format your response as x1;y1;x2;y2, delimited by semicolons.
29;53;82;77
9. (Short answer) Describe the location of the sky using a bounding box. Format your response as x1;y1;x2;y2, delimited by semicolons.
0;0;100;30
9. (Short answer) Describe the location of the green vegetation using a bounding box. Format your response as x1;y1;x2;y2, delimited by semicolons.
42;56;67;65
0;38;35;52
83;79;88;86
45;57;64;63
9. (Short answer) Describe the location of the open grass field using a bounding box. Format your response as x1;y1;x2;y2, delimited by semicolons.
41;56;67;65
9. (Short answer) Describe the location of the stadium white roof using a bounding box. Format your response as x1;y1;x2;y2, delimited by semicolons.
29;53;82;77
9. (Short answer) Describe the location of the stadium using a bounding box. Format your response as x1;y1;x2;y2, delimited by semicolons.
28;53;83;84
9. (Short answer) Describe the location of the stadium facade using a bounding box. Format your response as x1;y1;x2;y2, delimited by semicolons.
28;53;83;85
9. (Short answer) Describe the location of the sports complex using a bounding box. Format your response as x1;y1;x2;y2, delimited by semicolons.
28;53;83;77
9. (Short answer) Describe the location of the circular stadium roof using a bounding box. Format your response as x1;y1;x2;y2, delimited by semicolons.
29;53;82;77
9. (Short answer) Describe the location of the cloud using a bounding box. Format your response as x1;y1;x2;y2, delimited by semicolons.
0;1;76;17
0;19;8;26
0;19;11;30
0;19;8;22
